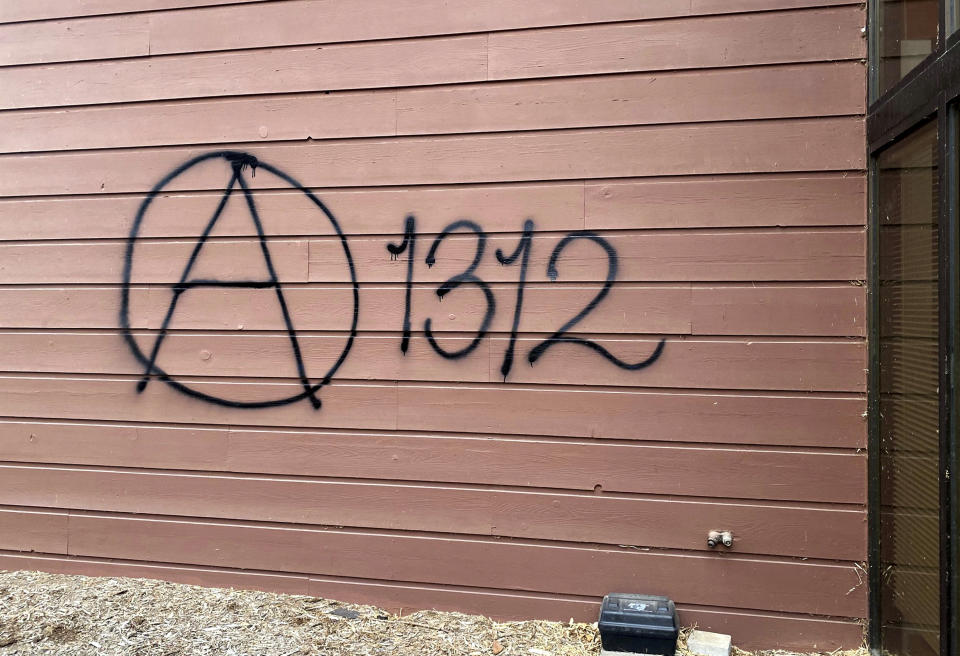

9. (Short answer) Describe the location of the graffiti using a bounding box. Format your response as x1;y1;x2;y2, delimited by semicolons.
121;151;358;409
390;220;666;376
386;215;417;355
122;150;665;411
495;218;534;380
527;232;666;370
423;219;496;360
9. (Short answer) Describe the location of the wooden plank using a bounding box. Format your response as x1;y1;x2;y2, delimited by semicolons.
0;230;864;285
0;62;865;154
146;0;864;60
0;375;401;432
692;284;867;337
0;464;866;559
396;62;865;137
0;1;866;55
0;549;312;596
0;13;149;67
0;173;866;242
0;421;231;472
0;375;865;446
0;420;867;503
0;89;398;154
0;284;863;337
61;513;867;617
0;34;488;110
0;507;69;553
0;239;308;284
0;0;266;24
488;6;865;81
0;332;866;392
395;385;867;447
495;337;866;392
694;0;856;8
0;183;586;240
0;1;862;66
0;288;128;328
0;8;865;110
388;283;859;340
0;550;865;650
0;332;496;385
0;284;696;335
308;229;866;283
0;120;867;197
228;431;866;503
584;174;866;230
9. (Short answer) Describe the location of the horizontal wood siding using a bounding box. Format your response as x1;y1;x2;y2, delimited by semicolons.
0;1;867;650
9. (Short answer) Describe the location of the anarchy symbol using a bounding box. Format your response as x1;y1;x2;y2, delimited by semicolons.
120;151;359;409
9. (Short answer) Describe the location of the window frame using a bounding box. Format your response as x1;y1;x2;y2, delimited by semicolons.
868;1;960;655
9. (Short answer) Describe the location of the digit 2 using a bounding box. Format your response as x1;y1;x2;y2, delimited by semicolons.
527;231;665;369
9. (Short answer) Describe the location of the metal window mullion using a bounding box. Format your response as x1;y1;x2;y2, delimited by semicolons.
946;104;960;656
937;101;954;656
867;152;883;655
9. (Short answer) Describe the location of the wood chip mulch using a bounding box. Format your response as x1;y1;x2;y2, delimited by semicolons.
0;570;598;656
0;570;868;656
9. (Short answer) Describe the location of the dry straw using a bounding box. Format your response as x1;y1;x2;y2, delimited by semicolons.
0;570;867;656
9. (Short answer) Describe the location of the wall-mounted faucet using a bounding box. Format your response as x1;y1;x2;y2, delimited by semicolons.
706;530;734;549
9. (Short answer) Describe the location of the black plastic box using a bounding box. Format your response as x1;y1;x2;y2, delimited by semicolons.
597;593;679;655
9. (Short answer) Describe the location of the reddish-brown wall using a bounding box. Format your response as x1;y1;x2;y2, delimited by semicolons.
0;1;867;650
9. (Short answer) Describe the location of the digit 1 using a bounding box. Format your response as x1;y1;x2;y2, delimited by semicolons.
495;219;534;380
386;215;416;354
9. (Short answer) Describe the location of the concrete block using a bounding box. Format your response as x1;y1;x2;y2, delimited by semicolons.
686;630;732;656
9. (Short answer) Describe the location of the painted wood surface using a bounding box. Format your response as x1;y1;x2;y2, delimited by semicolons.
0;0;868;648
0;63;865;153
0;420;866;503
0;173;866;239
0;1;862;63
0;284;867;336
0;6;864;109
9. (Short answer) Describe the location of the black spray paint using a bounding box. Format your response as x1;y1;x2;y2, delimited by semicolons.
495;218;534;380
423;219;496;360
387;220;665;378
527;231;665;370
121;151;359;409
123;151;664;411
386;214;416;355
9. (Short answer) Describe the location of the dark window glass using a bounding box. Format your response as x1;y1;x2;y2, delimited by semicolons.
878;0;939;95
878;120;941;655
952;108;960;656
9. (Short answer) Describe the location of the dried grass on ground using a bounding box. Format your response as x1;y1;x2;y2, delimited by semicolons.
0;570;867;656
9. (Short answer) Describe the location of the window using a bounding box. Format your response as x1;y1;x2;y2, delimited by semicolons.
877;0;939;95
869;2;960;655
876;120;940;655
